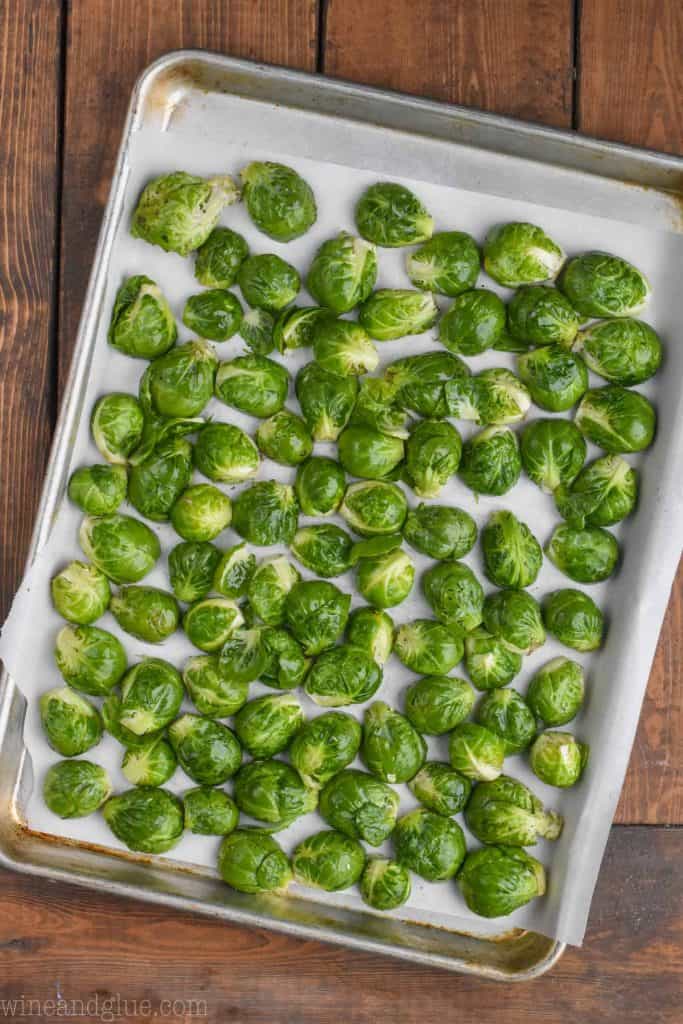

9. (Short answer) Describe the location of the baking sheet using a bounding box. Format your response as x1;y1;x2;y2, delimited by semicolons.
2;126;683;948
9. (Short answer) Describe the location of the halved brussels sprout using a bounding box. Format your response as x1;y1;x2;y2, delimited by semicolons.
128;438;193;522
218;830;292;894
290;712;362;790
183;654;249;717
346;607;394;664
51;561;110;624
349;534;403;565
359;289;438;340
572;318;662;385
237;253;300;312
290;524;353;578
304;644;382;706
507;285;580;347
465;775;562;846
184;787;239;836
555;453;637;528
458;845;546;917
337;426;405;480
274;306;333;353
121;734;177;787
545;523;618;583
307;231;377;312
404;675;474;735
475;689;536;754
104;786;185;853
446;368;531;426
256;409;313;466
559;251;650;317
362;702;426;784
394;620;464;676
169;714;242;785
481;511;542;589
403;503;477;561
215;354;289;418
409;762;472;817
422;561;484;633
239;307;275;354
195;226;249;288
91;393;145;465
340;481;408;538
527;657;585;727
232;481;299;546
529;731;588;787
234;758;316;829
194;423;260;483
464;627;523;691
292;830;366;892
312;318;379;376
101;694;162;750
575;385;656;453
407;231;480;296
43;759;111;818
294;456;346;516
356;548;415;609
261;627;311;690
320;768;399;845
110;586;179;643
234;693;304;759
449;722;505;781
295;362;357;442
458;426;521;496
213;543;256;599
55;624;126;696
118;659;183;736
68;464;128;516
131;171;238;255
385;350;469;420
247;556;300;625
405;419;462;499
484;222;564;287
241;161;316;241
183;596;243;652
361;858;411;911
517;345;588;412
355;182;433;247
520;418;586;493
284;579;351;654
542;588;604;651
40;687;102;756
183;289;242;342
108;275;176;359
218;627;269;684
482;590;545;655
439;289;506;355
393;809;466;881
142;340;217;418
170;483;232;542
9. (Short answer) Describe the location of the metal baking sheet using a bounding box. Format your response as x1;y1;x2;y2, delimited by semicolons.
2;51;683;979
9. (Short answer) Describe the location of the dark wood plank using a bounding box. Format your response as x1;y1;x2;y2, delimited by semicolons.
0;0;62;622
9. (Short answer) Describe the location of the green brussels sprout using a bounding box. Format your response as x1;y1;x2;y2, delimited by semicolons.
319;768;399;845
239;307;276;354
346;607;394;664
193;423;260;483
237;253;300;312
117;658;183;736
406;230;480;296
183;787;238;836
491;329;535;354
439;289;506;355
481;511;543;589
121;734;177;787
347;379;407;442
546;523;618;583
168;540;219;603
475;689;536;754
54;624;126;696
527;657;585;726
142;340;217;418
555;454;637;528
422;561;484;633
385;350;469;420
39;687;102;756
234;693;304;759
91;393;145;465
446;368;531;427
234;758;316;829
572;318;662;385
105;787;184;856
232;480;299;546
293;829;366;892
356;181;433;247
284;579;351;654
110;586;179;643
402;503;477;561
215;354;289;418
517;345;588;412
405;419;462;499
393;809;466;881
464;627;523;692
520;418;586;493
529;731;588;787
312;318;379;376
68;464;128;516
128;438;193;522
218;627;269;684
337;426;405;481
218;830;292;894
261;627;311;690
241;161;316;241
295;362;357;442
169;714;242;785
340;481;408;538
356;548;415;609
482;590;545;655
349;534;403;565
51;561;110;624
542;588;604;651
43;759;111;818
304;644;382;706
247;556;300;625
194;226;248;287
458;845;546;917
307;231;377;312
362;701;426;783
448;722;505;781
131;171;238;255
360;858;411;911
108;275;176;360
170;483;232;542
290;525;353;578
404;675;474;735
294;457;345;517
359;289;438;341
507;285;580;347
394;620;464;675
256;409;313;466
465;775;562;846
274;305;333;354
183;596;243;652
183;654;249;717
576;385;656;453
484;222;564;287
559;251;650;317
290;713;362;789
101;693;163;750
213;543;256;600
458;426;521;496
182;289;243;342
409;762;472;816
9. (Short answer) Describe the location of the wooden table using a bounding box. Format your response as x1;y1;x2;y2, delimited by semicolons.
1;2;681;1019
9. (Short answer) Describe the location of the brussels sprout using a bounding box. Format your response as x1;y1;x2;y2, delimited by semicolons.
295;363;357;442
182;289;243;342
385;350;469;420
404;675;474;736
520;418;586;493
348;380;407;443
319;769;399;845
237;254;300;312
39;687;102;757
458;427;521;496
274;305;333;353
507;285;580;347
527;657;585;726
183;596;243;652
101;692;162;751
108;275;176;359
218;830;292;894
193;423;260;484
559;251;650;317
51;561;110;624
110;586;179;643
484;222;564;287
91;393;145;465
116;659;183;736
349;534;403;565
121;734;177;787
405;419;462;499
293;462;344;522
422;561;484;633
290;525;353;578
356;548;415;609
482;590;545;655
290;713;362;789
337;426;405;480
261;627;311;690
232;481;299;546
542;588;604;651
465;775;562;846
304;645;382;706
555;453;637;528
339;481;407;538
128;438;193;522
481;511;543;589
406;230;480;296
241;161;316;241
572;318;662;385
293;829;366;892
546;523;618;584
448;722;505;781
54;624;126;696
239;307;276;354
256;409;313;466
359;289;438;341
356;181;433;247
576;385;656;453
244;557;297;626
361;702;426;784
182;787;238;836
131;171;238;255
529;731;588;787
307;231;377;312
464;627;523;692
409;762;472;817
284;580;351;654
170;484;232;542
475;689;536;754
311;319;379;377
517;345;588;412
439;289;506;355
210;545;253;603
194;226;248;287
346;607;394;664
183;654;249;717
446;368;531;427
393;809;466;881
215;354;289;418
68;464;128;516
168;714;242;785
402;503;477;561
458;845;546;917
234;693;304;759
142;340;217;418
394;620;464;675
234;758;316;829
105;787;184;856
361;858;411;911
218;627;269;684
43;759;111;819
